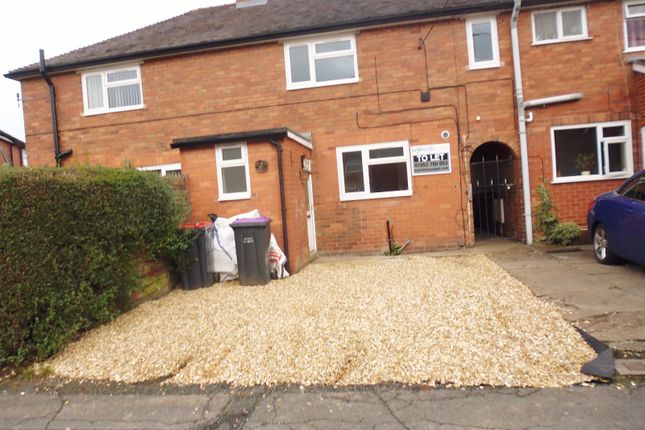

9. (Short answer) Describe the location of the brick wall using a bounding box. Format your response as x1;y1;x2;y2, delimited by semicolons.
0;140;22;166
178;136;314;273
19;0;642;252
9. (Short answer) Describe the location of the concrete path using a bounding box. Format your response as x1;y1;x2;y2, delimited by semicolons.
1;384;644;430
480;240;645;352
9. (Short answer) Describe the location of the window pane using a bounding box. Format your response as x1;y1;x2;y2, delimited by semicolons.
221;165;247;194
628;3;645;15
554;128;599;177
221;147;242;161
368;163;409;193
315;40;351;54
314;55;355;82
107;69;137;82
562;9;583;37
627;17;645;48
86;75;104;109
342;151;364;193
472;22;493;62
165;170;182;177
603;126;625;137
607;142;626;172
107;83;141;108
623;180;645;201
369;147;404;158
289;45;310;83
534;12;558;41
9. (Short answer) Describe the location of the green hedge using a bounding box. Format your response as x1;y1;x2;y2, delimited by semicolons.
0;166;191;367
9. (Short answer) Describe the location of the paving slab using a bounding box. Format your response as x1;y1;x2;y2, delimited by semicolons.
0;393;61;430
615;359;645;376
482;240;645;347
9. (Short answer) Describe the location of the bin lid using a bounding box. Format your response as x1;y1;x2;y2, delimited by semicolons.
179;221;211;230
231;217;272;228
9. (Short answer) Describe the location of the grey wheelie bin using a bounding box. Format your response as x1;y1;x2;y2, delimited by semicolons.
180;223;212;290
230;217;272;286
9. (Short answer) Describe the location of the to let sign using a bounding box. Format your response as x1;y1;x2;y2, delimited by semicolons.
411;144;451;175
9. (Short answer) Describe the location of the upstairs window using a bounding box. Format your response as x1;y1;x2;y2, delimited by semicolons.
532;7;588;44
82;65;143;115
625;1;645;51
336;141;412;201
551;121;633;183
216;143;251;201
466;16;500;69
284;34;359;90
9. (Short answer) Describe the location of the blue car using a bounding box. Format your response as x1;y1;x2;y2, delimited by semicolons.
587;170;645;265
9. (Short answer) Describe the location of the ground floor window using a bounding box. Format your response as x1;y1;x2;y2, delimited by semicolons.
216;142;251;201
551;121;633;183
336;141;412;201
138;163;181;177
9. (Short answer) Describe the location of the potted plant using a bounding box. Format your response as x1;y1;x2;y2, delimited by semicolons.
575;153;595;175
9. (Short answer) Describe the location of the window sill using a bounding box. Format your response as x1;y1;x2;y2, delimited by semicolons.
339;190;413;202
468;62;501;71
624;46;645;53
218;193;251;202
551;173;633;185
287;77;359;91
82;104;145;117
532;36;592;46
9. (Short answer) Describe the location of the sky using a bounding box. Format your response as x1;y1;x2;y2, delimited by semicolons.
0;0;234;141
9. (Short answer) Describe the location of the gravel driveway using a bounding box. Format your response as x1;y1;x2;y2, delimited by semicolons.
43;254;594;387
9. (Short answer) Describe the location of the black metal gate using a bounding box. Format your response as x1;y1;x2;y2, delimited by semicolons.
470;155;517;239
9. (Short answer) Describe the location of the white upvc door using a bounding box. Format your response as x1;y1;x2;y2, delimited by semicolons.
306;175;317;253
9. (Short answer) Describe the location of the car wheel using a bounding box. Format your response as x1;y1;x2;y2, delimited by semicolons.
593;225;619;265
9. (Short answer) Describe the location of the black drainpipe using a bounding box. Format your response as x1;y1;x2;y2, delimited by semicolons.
269;139;290;273
39;49;72;167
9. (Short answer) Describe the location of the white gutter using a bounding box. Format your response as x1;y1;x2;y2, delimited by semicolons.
524;93;583;108
511;0;533;245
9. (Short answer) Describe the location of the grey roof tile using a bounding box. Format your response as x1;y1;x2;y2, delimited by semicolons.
5;0;570;78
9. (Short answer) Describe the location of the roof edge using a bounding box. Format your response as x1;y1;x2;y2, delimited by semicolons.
0;130;26;149
6;1;519;81
171;127;301;149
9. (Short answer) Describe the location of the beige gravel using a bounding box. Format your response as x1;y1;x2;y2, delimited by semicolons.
43;254;595;387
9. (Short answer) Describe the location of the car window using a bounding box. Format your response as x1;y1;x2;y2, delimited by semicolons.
622;177;645;201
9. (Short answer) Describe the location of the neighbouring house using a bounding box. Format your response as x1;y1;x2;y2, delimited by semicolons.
5;0;645;272
0;130;26;167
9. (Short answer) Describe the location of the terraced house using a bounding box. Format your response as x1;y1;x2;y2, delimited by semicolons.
6;0;645;272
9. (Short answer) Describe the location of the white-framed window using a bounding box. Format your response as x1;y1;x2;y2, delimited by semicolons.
532;7;588;44
138;163;182;177
336;141;413;201
216;143;251;201
551;121;634;184
284;34;359;90
81;65;144;115
466;16;500;70
624;1;645;51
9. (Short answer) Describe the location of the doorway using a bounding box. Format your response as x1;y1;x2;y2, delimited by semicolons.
470;142;517;240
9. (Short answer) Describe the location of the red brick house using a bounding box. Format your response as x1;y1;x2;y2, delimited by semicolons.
5;0;645;272
0;130;25;167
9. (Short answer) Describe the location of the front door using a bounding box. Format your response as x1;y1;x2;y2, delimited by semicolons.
306;175;317;253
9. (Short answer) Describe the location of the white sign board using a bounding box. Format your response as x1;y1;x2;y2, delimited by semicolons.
411;144;451;176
